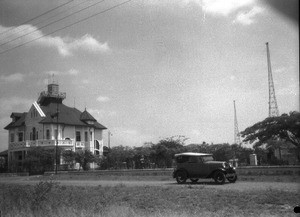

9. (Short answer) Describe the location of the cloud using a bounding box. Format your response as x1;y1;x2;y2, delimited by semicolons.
0;73;25;82
46;34;110;56
44;69;80;76
277;84;298;96
0;25;110;56
233;6;264;25
0;97;33;114
112;127;153;146
68;69;80;75
96;96;110;102
88;108;116;119
201;0;255;16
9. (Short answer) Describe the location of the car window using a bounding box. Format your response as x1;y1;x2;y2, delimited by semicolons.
188;156;199;163
176;155;189;163
202;155;214;162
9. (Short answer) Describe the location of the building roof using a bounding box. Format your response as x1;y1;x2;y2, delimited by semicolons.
39;103;106;129
0;150;8;156
80;109;96;121
10;112;23;118
4;112;27;130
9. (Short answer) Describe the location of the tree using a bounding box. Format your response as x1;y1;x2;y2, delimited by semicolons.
240;111;300;148
151;136;187;168
62;150;76;170
24;147;58;174
74;150;95;171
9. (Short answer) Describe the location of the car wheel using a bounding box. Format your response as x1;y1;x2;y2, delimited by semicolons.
227;174;237;183
190;178;199;183
176;171;187;184
214;171;226;185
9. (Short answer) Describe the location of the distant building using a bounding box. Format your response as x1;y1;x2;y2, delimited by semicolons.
4;82;107;172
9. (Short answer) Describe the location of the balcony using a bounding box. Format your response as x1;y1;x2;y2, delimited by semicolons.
9;139;74;150
75;142;85;148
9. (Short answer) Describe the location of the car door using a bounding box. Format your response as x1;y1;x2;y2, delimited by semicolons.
186;156;200;177
187;156;209;178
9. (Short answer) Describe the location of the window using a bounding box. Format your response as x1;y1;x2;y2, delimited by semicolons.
188;156;199;163
84;132;88;142
90;132;93;141
176;156;189;163
54;129;58;139
46;129;50;140
202;155;214;162
10;133;14;143
76;131;81;142
18;132;23;142
32;127;36;140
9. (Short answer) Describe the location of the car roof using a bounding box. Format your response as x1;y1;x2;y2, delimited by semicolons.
174;152;212;157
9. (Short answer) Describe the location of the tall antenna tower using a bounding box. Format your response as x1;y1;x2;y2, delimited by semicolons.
233;100;241;145
266;42;279;117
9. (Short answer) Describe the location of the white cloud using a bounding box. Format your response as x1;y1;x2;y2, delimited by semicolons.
230;75;236;80
68;69;80;75
0;25;110;56
201;0;255;16
0;97;32;114
44;69;80;76
82;79;90;84
97;96;110;102
0;73;25;82
277;84;298;96
88;108;116;119
111;127;153;146
233;6;264;25
40;33;110;56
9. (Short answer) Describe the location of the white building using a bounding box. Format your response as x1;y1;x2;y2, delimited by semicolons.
4;82;107;172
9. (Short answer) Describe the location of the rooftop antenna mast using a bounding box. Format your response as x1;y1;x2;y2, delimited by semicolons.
266;42;279;117
233;100;241;145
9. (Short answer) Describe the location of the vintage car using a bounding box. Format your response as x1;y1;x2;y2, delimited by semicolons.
172;152;237;184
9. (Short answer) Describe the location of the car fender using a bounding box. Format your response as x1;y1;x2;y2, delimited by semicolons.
208;168;226;178
174;169;189;178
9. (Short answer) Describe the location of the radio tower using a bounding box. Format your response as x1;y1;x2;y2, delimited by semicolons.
233;100;241;145
266;42;279;117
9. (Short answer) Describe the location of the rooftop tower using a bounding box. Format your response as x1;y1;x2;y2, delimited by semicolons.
37;82;66;106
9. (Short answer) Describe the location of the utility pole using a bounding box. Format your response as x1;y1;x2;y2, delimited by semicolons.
55;102;59;175
233;100;241;145
266;42;279;117
108;131;112;148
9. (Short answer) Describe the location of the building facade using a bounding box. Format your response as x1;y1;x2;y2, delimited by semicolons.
4;82;107;172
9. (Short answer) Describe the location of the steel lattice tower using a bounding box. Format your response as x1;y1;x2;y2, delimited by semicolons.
233;100;241;145
266;42;279;117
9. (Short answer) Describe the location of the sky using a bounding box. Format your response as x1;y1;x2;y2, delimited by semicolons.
0;0;298;152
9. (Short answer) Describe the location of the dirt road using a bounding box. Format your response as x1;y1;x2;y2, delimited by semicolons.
1;176;299;192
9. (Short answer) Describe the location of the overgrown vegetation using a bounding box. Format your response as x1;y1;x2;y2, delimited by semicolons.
22;147;59;174
96;136;290;170
0;177;298;217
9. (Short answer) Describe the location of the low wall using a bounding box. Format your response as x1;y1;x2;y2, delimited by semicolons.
236;166;300;176
45;169;173;177
0;172;29;177
43;166;300;177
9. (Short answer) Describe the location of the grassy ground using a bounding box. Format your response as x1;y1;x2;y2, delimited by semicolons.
0;176;299;217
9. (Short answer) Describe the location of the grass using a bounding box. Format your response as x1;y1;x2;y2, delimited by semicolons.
35;171;300;183
0;177;299;217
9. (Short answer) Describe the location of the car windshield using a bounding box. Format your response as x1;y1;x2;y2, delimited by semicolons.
201;155;214;162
